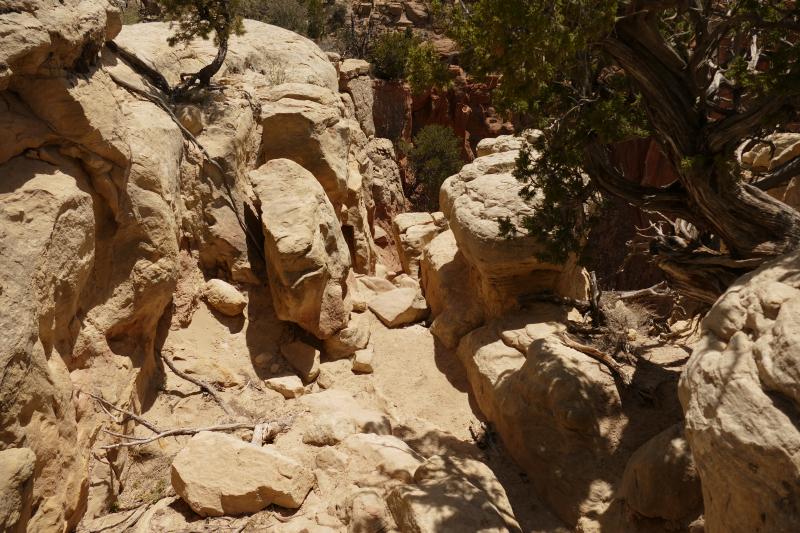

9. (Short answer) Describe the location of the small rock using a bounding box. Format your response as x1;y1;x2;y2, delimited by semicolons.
171;432;313;516
339;59;370;80
254;352;273;365
317;367;336;389
368;288;430;328
315;447;350;471
185;358;242;388
392;273;419;290
281;341;321;381
271;363;281;374
203;279;247;316
373;226;388;246
324;313;371;360
626;328;637;341
352;345;374;373
265;375;306;398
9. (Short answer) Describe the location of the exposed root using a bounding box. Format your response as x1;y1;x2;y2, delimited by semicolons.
158;349;235;417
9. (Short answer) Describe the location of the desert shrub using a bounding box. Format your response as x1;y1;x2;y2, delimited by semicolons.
370;27;421;81
242;0;308;35
264;53;290;85
599;300;654;361
402;124;463;211
115;1;142;24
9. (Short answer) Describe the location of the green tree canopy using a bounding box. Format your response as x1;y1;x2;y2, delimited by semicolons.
403;124;464;211
161;0;245;92
412;0;800;303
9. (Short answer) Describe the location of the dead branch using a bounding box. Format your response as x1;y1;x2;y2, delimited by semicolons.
100;423;256;449
85;392;163;434
158;350;235;417
560;334;632;386
616;281;673;300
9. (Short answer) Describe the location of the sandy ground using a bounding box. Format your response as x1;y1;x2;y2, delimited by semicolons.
83;291;695;533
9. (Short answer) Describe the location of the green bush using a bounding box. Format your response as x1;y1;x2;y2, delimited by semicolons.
402;124;463;210
241;0;342;41
369;28;421;81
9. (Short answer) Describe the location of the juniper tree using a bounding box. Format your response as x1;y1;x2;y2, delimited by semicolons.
412;0;800;304
160;0;245;93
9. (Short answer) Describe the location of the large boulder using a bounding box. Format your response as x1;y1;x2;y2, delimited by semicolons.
388;477;516;533
440;148;588;319
258;84;351;204
451;304;689;528
339;59;375;137
171;432;314;516
368;288;430;328
392;212;446;280
250;159;351;339
620;422;702;521
300;390;392;445
680;250;800;532
203;279;247;316
0;448;36;533
421;230;484;348
0;0;120;91
368;138;405;219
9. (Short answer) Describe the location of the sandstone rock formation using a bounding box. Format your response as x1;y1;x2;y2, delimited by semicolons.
392;212;446;280
339;59;375;138
0;10;394;529
251;159;352;339
171;432;314;516
368;288;431;327
681;250;800;533
0;448;36;533
323;312;372;360
620;422;702;521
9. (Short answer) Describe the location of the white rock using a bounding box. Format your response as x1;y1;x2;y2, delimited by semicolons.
265;375;306;399
323;312;371;360
300;390;392;445
203;279;247;316
281;341;321;382
315;447;350;471
352;345;375;373
368;288;430;327
171;432;313;516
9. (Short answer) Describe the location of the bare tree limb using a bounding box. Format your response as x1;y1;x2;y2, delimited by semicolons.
158;350;235;417
86;392;163;434
100;423;256;449
752;153;800;191
560;334;633;386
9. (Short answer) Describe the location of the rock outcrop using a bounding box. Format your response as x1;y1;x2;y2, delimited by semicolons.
0;10;393;530
171;432;314;516
681;250;800;532
0;448;36;533
251;159;352;339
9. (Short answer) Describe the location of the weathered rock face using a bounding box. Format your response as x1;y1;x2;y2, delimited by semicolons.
171;431;314;516
620;422;702;521
0;0;121;92
0;11;390;530
680;250;800;533
339;59;375;138
436;145;589;332
368;138;405;220
251;159;351;339
0;448;36;533
392;212;446;280
421;230;484;348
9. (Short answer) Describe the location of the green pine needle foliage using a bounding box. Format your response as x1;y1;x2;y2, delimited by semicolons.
160;0;245;47
402;125;464;211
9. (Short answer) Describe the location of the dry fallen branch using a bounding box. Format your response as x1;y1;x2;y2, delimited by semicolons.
86;392;163;434
157;349;235;417
560;334;632;386
518;292;592;313
616;281;673;301
100;423;256;450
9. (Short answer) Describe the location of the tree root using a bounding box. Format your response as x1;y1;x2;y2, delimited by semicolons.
157;349;235;417
102;60;266;262
559;334;655;403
